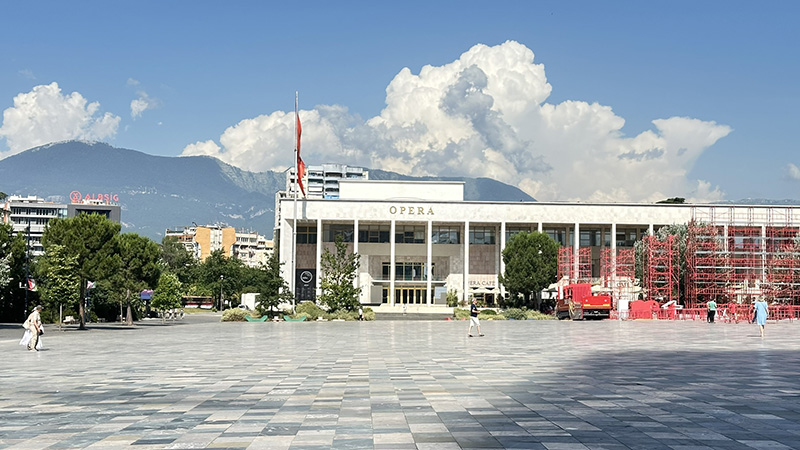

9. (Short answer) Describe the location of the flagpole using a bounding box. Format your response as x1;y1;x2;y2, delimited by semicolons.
291;92;299;313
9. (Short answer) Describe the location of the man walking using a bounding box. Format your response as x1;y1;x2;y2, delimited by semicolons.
24;305;43;351
707;299;717;323
468;298;484;337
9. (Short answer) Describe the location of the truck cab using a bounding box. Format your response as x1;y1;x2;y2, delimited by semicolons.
556;283;613;320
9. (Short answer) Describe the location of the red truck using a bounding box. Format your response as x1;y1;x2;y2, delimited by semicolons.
556;283;613;320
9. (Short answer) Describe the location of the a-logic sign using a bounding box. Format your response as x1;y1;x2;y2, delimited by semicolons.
70;190;119;203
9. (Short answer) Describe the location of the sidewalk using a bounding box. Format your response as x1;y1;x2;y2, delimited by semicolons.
2;319;799;449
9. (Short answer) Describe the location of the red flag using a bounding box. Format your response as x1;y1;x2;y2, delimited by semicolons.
296;109;306;196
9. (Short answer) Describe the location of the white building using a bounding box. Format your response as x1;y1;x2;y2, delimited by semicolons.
275;180;797;312
4;196;68;255
286;163;368;199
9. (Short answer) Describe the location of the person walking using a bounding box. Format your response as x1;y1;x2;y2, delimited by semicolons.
707;299;717;323
468;298;484;337
753;296;769;338
358;306;364;321
21;305;43;351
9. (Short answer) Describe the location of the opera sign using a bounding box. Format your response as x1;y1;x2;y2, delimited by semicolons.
70;190;119;203
389;205;435;216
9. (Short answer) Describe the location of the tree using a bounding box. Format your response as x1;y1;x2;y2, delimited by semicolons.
151;272;183;322
36;244;81;322
0;224;33;322
255;252;293;317
499;232;559;308
41;214;120;329
106;233;162;325
160;236;197;285
318;235;361;312
196;249;244;310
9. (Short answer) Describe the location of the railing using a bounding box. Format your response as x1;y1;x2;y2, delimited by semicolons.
618;303;800;322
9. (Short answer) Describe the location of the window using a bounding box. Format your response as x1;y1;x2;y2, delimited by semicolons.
323;224;354;242
432;226;460;244
580;230;602;247
395;225;425;244
469;227;496;245
296;225;317;244
544;228;567;246
382;262;434;281
359;224;390;243
506;226;531;241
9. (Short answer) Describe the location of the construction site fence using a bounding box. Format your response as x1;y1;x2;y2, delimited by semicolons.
611;304;800;322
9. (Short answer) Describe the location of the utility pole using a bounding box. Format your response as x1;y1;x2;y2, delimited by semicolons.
24;223;30;319
219;274;224;311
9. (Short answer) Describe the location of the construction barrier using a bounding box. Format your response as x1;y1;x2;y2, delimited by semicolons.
615;302;800;322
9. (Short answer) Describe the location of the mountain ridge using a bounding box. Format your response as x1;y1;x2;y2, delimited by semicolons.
0;141;535;240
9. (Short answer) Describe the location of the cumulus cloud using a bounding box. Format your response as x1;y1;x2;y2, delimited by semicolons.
130;91;159;119
0;82;120;158
182;40;732;202
788;163;800;181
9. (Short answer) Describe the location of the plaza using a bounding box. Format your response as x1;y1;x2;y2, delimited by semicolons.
2;316;800;450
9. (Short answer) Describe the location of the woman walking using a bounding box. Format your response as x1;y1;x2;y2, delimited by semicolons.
753;297;769;338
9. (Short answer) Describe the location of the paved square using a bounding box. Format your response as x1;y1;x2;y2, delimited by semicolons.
2;317;800;449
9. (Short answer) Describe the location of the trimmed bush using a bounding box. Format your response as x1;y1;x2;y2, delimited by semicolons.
480;308;497;315
479;312;506;320
221;308;248;322
503;308;526;320
324;310;358;321
525;310;557;320
454;308;470;320
363;307;376;321
296;301;326;321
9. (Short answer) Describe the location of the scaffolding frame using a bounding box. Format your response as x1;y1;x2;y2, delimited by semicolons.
643;235;678;303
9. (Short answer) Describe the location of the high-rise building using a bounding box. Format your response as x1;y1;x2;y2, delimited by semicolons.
286;164;368;199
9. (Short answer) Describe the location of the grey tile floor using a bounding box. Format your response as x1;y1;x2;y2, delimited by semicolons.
1;316;799;449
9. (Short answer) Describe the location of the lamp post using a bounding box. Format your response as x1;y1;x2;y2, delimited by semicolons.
23;224;30;319
219;274;224;311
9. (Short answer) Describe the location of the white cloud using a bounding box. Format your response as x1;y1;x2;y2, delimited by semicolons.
130;91;159;119
0;82;120;158
182;40;732;202
788;163;800;181
18;69;36;80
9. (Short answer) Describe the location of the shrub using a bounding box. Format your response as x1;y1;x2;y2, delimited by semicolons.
503;308;526;320
454;308;470;320
446;290;460;307
363;307;376;321
479;312;505;320
525;310;557;320
296;301;326;321
221;308;248;322
480;308;497;315
325;310;358;321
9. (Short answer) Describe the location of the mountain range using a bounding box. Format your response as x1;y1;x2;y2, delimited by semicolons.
0;141;535;240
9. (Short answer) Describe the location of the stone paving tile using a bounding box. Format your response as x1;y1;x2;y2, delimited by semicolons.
2;319;800;449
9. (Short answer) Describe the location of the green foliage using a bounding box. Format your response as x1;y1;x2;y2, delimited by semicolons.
296;301;326;320
0;224;30;322
221;308;249;322
107;233;162;324
324;309;359;321
197;249;246;309
363;307;375;321
152;272;183;313
160;236;197;285
445;289;459;307
480;308;497;315
499;232;559;308
480;312;505;320
525;309;557;320
454;308;470;320
634;224;688;301
41;213;120;327
502;308;526;320
37;244;81;323
656;197;686;204
255;252;294;316
318;235;361;312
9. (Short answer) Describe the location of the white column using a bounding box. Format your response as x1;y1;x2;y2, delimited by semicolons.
499;221;506;299
316;218;323;298
649;223;654;236
537;222;543;233
573;222;580;281
353;219;360;299
390;220;396;306
426;219;433;305
464;221;470;303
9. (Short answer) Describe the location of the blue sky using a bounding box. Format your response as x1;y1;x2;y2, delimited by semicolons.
1;1;798;202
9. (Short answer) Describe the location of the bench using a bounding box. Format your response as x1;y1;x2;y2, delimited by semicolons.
283;314;307;322
245;315;269;322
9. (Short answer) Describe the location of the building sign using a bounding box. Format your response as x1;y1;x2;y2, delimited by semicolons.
469;275;497;288
70;191;119;203
295;269;316;301
389;205;435;216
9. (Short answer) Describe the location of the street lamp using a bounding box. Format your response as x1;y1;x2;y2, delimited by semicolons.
219;274;224;311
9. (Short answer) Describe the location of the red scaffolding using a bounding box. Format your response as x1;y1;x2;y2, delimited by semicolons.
557;246;592;283
600;247;635;286
643;235;678;304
